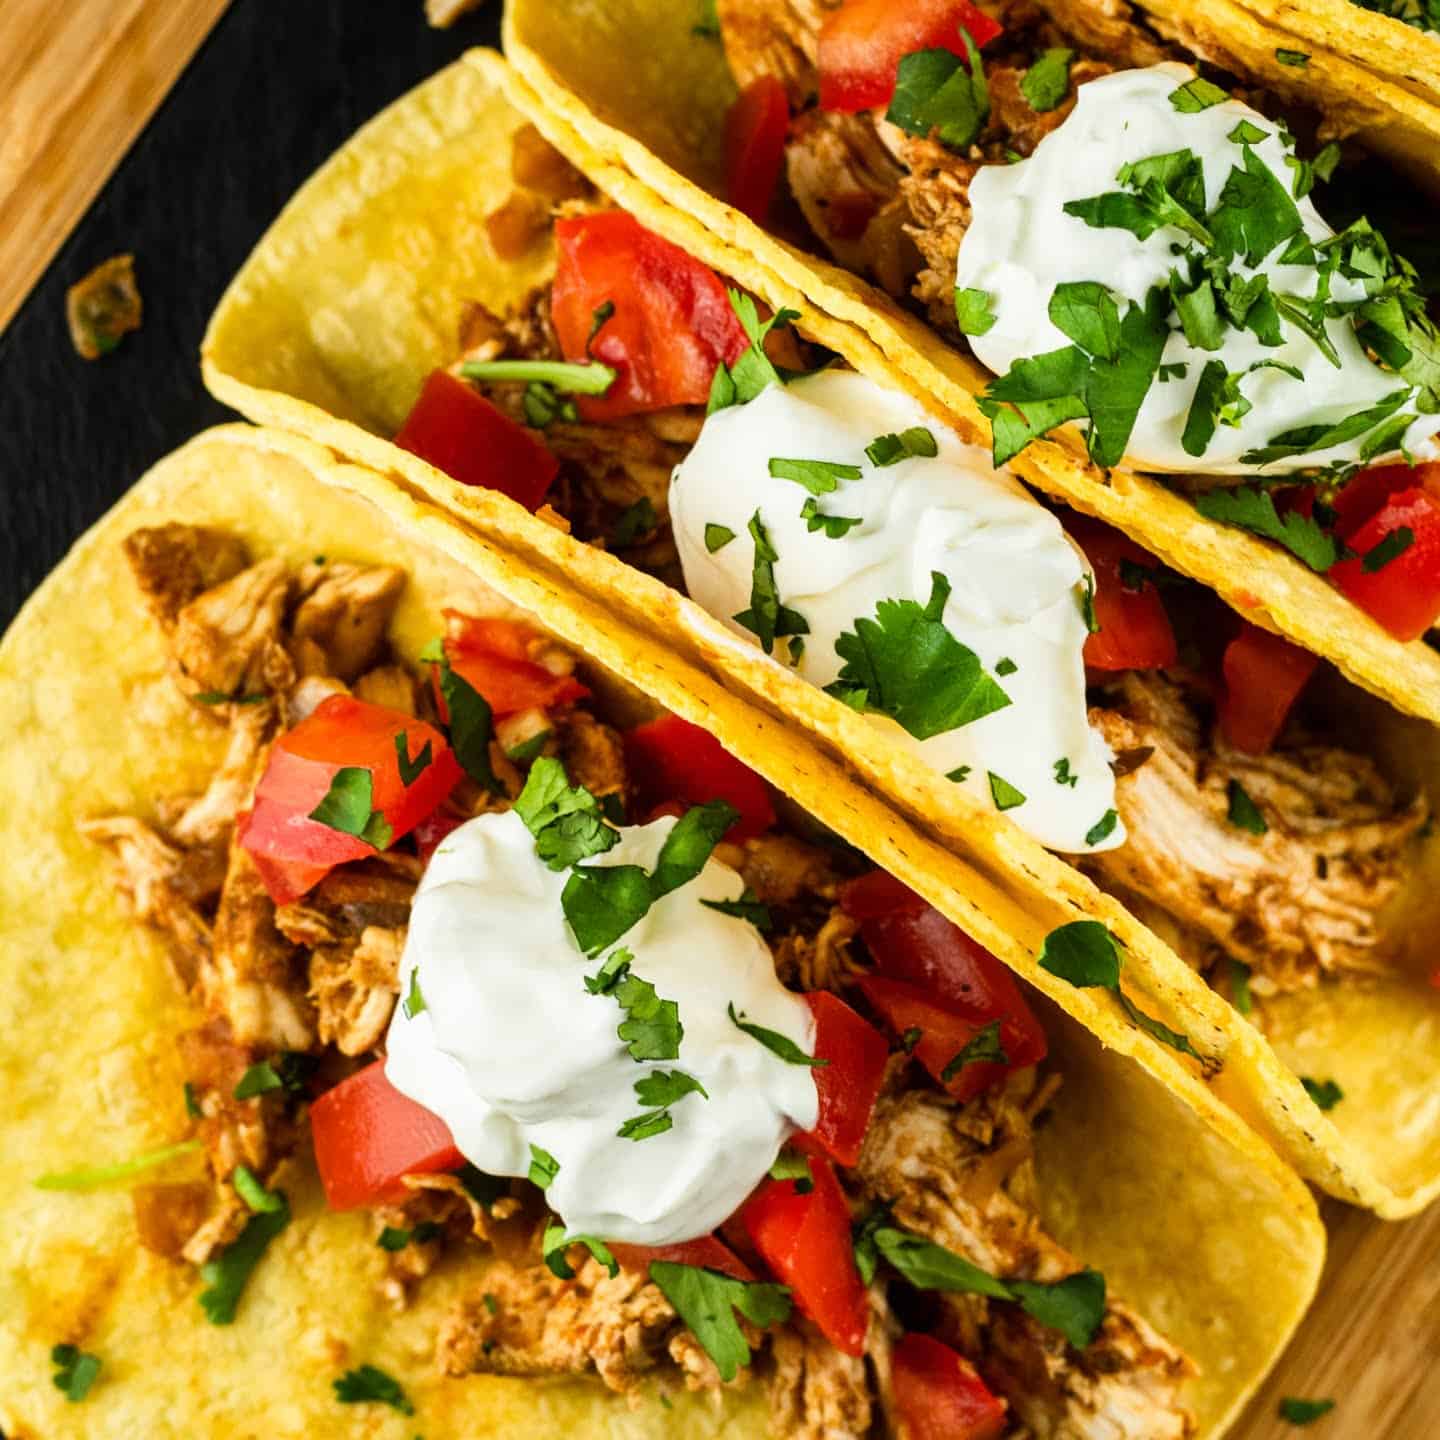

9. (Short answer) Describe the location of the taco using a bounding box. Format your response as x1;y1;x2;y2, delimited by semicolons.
0;424;1322;1438
201;54;1440;1217
502;0;1440;735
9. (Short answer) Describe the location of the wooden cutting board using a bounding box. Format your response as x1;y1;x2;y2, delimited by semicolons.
1;1;1435;1436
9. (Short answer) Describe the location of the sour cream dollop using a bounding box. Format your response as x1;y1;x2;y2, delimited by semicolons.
671;368;1121;854
386;810;818;1246
957;64;1440;474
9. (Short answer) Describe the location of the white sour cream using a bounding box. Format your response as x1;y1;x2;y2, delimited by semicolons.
385;810;818;1246
670;368;1121;854
957;64;1440;474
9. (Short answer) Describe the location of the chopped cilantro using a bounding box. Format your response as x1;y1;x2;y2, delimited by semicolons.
521;381;577;428
198;1192;291;1324
308;766;392;851
1084;809;1119;845
51;1344;101;1403
1275;48;1310;66
1361;526;1414;572
184;1081;202;1118
193;689;267;705
612;497;657;547
1077;574;1100;633
562;864;653;956
995;656;1018;676
1195;485;1339;571
584;946;634;995
528;1144;560;1189
866;426;939;466
767;1151;814;1192
692;0;720;37
708;291;801;412
394;730;433;787
1301;1076;1344;1111
946;765;972;783
729;1002;828;1067
1228;119;1269;146
233;1165;284;1214
1279;1397;1335;1424
333;1364;414;1415
402;968;426;1019
649;1262;792;1383
435;654;501;793
1210;142;1304;267
543;1225;618;1280
460;357;617;395
827;572;1012;739
1054;757;1079;787
634;1069;709;1106
800;497;863;538
768;456;862;495
1169;74;1230;112
900;1026;923;1054
1227;779;1268;835
516;755;619;870
705;522;736;553
700;889;773;931
614;970;685;1061
734;510;809;654
1157;362;1188;382
940;1019;1008;1082
233;1052;315;1100
1021;47;1074;112
955;287;998;336
886;32;989;151
1230;959;1254;1016
378;1223;442;1251
988;772;1026;812
587;300;615;353
617;1110;674;1141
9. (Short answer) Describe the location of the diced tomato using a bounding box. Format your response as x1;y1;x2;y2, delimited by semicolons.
240;696;461;903
799;991;889;1166
610;1235;755;1282
623;713;776;842
740;1156;869;1356
394;369;559;511
550;212;750;421
818;0;1003;113
891;1333;1008;1440
439;610;589;718
858;977;1005;1102
1068;514;1178;672
1217;622;1319;754
309;1060;463;1211
726;76;790;224
840;874;1047;1094
1328;486;1440;642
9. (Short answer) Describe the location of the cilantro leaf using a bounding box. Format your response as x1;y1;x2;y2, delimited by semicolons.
1116;991;1203;1059
308;767;392;851
232;1051;315;1101
801;496;863;538
617;1110;674;1141
729;1002;828;1067
612;497;657;547
378;1221;442;1250
1279;1397;1335;1424
1038;920;1123;987
939;1019;1008;1082
584;945;634;995
543;1225;618;1280
333;1363;415;1414
734;510;809;654
1048;282;1121;360
562;864;653;956
1021;47;1074;112
1082;288;1171;466
709;290;800;410
1274;49;1310;67
828;572;1012;739
516;756;619;870
393;730;432;787
1362;526;1414;572
51;1344;101;1402
650;801;739;899
851;1203;894;1285
1230;959;1254;1016
1054;757;1079;787
1229;118;1270;146
402;968;425;1019
768;1150;814;1192
1169;74;1229;111
988;772;1026;812
886;33;989;150
768;456;862;495
521;381;577;428
198;1193;291;1324
1009;1269;1109;1350
1195;485;1340;570
649;1262;792;1383
634;1069;709;1106
1084;809;1119;845
955;287;998;336
1301;1076;1344;1111
1227;779;1268;834
867;426;939;466
437;656;501;793
700;889;773;931
615;971;684;1061
232;1165;284;1214
1210;142;1304;266
705;522;736;553
528;1144;560;1189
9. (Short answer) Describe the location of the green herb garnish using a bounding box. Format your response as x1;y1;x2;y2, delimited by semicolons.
729;1002;828;1067
333;1364;415;1414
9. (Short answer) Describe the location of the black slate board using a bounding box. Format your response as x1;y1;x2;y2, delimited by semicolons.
0;0;502;628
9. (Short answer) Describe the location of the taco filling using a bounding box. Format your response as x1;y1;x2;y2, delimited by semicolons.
707;0;1440;645
393;158;1426;1012
81;524;1200;1438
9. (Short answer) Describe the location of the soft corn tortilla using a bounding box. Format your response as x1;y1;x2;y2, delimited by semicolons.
200;51;1440;1216
0;425;1323;1437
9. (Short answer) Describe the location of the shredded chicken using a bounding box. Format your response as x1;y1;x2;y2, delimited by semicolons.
741;831;837;906
774;905;862;991
438;1259;721;1395
555;709;628;804
123;524;250;631
1031;0;1173;69
309;924;404;1056
170;698;277;846
717;0;837;102
1086;673;1426;993
858;1086;1196;1439
290;562;406;681
770;1322;874;1440
171;558;293;700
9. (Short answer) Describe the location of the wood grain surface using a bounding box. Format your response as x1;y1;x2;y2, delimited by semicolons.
0;1;1435;1437
0;0;229;333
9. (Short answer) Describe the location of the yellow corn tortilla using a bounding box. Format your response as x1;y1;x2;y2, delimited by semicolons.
0;424;1322;1437
200;51;1440;1216
1230;0;1440;111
